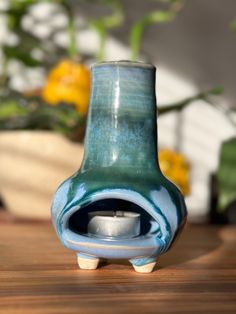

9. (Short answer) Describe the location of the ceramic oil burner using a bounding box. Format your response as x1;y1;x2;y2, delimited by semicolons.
51;61;187;273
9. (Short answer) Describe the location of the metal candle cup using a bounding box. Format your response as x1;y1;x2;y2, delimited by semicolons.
88;211;140;239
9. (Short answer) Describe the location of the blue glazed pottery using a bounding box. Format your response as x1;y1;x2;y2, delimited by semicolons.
51;60;187;273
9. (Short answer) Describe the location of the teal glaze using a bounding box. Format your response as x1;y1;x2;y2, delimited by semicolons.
51;61;187;268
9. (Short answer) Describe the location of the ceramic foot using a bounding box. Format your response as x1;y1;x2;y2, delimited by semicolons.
77;254;100;270
130;258;157;273
133;262;156;273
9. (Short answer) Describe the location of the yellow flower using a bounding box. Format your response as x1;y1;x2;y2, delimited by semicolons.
159;149;191;196
42;60;90;114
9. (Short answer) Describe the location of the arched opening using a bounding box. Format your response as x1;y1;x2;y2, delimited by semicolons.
68;198;160;239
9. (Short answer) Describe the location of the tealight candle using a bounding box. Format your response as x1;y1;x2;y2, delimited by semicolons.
88;211;140;239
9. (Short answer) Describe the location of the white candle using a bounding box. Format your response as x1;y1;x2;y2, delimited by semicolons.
88;211;140;239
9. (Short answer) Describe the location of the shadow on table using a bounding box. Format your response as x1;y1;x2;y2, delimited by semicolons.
103;224;222;271
158;223;222;269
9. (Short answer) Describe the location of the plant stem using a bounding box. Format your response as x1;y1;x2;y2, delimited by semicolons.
130;20;147;62
204;99;236;129
129;1;184;61
158;87;236;130
62;2;78;59
90;0;124;62
0;55;9;90
96;24;107;62
67;16;78;58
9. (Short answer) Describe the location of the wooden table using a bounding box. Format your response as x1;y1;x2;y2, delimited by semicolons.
0;213;235;314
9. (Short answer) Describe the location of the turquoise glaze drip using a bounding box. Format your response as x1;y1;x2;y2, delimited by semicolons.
51;61;187;269
82;63;158;171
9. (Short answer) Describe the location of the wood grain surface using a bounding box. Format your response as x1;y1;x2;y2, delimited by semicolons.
0;212;235;314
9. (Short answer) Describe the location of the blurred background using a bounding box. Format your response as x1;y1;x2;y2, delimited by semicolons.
0;0;235;223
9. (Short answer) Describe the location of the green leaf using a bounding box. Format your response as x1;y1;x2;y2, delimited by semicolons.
9;0;34;10
0;93;86;141
0;101;28;118
208;86;224;95
145;10;175;24
89;0;124;61
129;0;185;60
3;46;41;67
230;19;236;32
216;137;236;212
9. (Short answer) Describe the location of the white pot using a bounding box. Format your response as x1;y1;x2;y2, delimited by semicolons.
0;131;84;220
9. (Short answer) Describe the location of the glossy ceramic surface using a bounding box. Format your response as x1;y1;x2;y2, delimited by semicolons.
51;60;187;270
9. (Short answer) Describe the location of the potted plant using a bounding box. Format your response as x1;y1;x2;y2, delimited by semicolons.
0;1;91;219
0;0;225;220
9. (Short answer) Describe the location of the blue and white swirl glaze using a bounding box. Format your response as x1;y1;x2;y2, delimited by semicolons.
51;61;187;267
